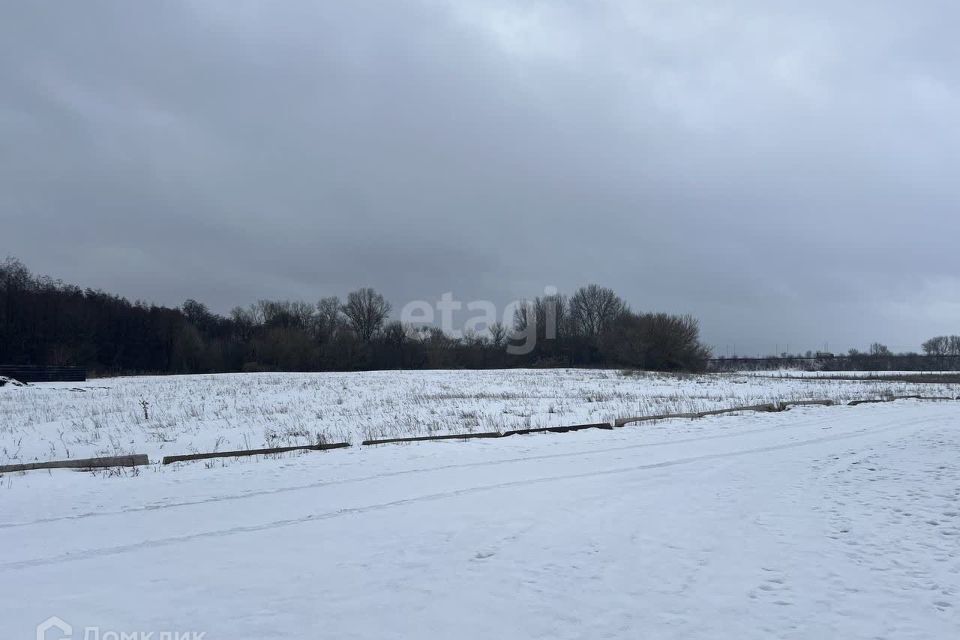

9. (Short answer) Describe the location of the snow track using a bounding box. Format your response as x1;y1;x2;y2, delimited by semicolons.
2;401;959;638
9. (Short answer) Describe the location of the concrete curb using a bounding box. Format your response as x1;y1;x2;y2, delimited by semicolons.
161;442;350;465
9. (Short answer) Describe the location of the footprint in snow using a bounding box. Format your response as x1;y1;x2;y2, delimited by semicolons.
474;550;496;560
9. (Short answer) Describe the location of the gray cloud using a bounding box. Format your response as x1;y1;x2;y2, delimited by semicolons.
2;0;959;355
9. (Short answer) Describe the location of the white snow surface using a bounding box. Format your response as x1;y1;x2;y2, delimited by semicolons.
744;370;959;378
2;369;958;465
2;399;960;638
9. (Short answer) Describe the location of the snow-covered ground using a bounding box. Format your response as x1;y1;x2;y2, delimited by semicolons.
2;369;958;465
744;370;960;379
2;400;959;639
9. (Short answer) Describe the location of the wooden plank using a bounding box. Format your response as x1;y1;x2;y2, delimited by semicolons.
616;403;779;428
698;403;780;417
781;399;835;408
499;427;540;437
500;422;612;437
0;454;149;473
615;412;700;427
361;432;501;446
162;442;350;464
848;395;960;406
545;422;613;433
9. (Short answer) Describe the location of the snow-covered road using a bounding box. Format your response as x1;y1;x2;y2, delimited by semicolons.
3;401;959;639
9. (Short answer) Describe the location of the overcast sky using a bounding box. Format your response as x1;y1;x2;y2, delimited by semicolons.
2;1;959;355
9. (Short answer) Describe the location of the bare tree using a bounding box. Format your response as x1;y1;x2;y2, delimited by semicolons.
922;336;949;356
950;335;960;356
869;342;891;356
316;296;342;341
509;300;537;356
382;320;407;347
570;284;625;338
246;300;316;330
229;306;256;341
0;257;33;291
512;300;533;335
535;293;569;341
488;321;507;348
341;288;391;342
182;299;215;332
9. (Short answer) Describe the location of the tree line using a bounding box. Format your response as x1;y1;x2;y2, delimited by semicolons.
711;339;960;372
0;258;711;375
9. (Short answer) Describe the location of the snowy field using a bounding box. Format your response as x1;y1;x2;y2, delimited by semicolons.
744;370;960;379
2;399;959;639
1;369;959;466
